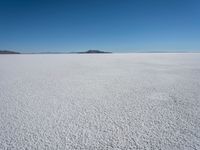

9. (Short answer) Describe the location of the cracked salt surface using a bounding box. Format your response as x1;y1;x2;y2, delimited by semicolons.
0;53;200;149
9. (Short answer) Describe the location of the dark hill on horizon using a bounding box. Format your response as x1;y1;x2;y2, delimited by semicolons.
0;50;20;54
73;50;112;54
0;50;112;54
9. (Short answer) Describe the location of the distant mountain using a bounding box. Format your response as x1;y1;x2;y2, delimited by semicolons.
0;50;20;54
37;50;112;54
75;50;112;54
0;49;111;54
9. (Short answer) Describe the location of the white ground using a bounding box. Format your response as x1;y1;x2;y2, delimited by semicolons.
0;53;200;150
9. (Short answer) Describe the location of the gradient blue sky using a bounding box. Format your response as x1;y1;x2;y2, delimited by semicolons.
0;0;200;52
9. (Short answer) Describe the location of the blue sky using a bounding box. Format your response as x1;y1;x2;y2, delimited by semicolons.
0;0;200;52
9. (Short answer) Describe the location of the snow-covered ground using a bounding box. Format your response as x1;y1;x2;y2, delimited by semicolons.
0;53;200;150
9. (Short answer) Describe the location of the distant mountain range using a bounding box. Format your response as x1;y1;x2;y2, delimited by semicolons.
71;50;112;54
0;50;112;54
0;50;20;54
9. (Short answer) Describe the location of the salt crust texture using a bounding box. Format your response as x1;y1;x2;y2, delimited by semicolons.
0;54;200;150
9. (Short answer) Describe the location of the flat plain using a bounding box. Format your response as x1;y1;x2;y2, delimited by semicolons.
0;53;200;149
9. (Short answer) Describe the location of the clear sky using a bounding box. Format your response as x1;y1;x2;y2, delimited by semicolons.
0;0;200;53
